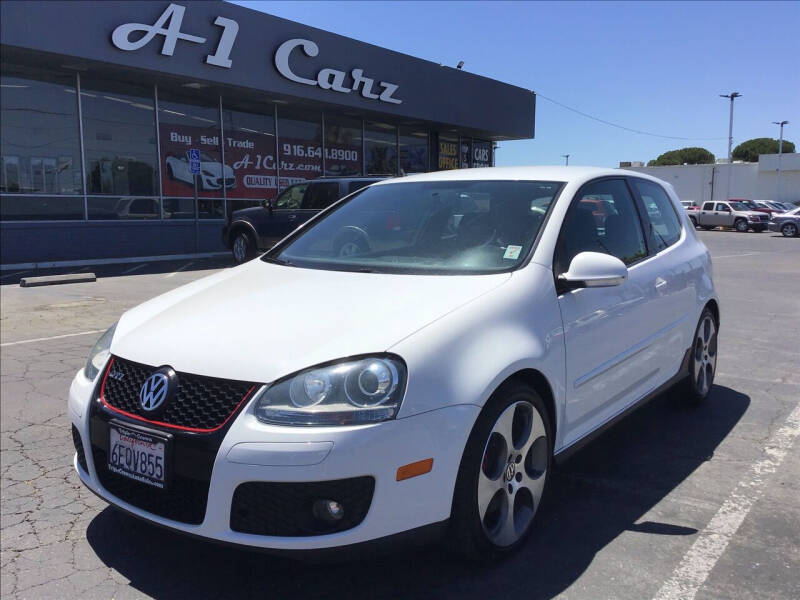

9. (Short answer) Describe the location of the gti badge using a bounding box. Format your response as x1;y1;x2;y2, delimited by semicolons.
108;369;125;381
139;372;170;412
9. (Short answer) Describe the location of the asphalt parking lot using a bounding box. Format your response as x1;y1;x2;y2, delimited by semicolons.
1;230;798;600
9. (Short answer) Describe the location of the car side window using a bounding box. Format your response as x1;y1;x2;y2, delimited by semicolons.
631;179;682;252
275;184;308;209
702;202;714;210
302;182;340;210
554;179;647;275
715;203;730;212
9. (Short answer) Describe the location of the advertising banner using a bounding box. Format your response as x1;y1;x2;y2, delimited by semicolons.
159;123;362;197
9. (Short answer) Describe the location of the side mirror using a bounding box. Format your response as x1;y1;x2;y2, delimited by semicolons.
558;252;627;292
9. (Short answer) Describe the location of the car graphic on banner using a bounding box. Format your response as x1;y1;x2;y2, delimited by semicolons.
165;150;236;191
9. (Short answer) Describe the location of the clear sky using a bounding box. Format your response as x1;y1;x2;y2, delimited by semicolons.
232;1;799;167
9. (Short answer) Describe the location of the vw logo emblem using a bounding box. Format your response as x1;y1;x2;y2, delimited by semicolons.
139;371;170;412
505;462;516;482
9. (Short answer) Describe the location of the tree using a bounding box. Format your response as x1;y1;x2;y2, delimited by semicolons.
732;138;796;163
648;147;715;166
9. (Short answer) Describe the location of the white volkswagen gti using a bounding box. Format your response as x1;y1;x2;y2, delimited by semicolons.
69;167;719;558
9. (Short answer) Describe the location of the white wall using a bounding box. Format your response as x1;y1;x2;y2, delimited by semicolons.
628;153;799;203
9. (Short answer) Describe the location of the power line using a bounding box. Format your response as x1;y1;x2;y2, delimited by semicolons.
535;92;726;141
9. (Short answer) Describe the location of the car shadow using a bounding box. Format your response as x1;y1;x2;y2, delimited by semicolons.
86;384;749;600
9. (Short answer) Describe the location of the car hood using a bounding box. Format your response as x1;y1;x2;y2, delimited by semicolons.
112;260;511;383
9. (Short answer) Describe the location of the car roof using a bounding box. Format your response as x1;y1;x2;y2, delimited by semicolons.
372;166;665;187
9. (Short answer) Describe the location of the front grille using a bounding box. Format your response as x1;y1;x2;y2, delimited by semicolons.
101;356;255;431
91;445;209;524
230;477;375;537
71;425;88;472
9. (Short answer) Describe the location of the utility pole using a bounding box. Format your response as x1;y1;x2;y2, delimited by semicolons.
561;154;570;166
720;92;741;201
772;120;788;201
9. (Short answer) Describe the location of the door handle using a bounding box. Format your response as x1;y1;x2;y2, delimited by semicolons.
288;214;297;221
655;277;667;289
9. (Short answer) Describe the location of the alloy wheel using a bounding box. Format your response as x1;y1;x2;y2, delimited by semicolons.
478;401;547;547
693;315;717;397
735;219;748;232
782;223;798;237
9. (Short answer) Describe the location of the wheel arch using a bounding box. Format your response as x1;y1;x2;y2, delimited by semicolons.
227;220;258;248
704;298;720;328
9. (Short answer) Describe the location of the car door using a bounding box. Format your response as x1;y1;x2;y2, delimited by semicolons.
715;202;733;226
261;183;308;245
699;201;715;226
555;178;669;447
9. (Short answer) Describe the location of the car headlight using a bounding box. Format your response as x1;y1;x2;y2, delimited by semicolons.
84;323;117;381
254;355;407;426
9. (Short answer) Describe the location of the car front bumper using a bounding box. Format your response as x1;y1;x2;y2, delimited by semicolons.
69;368;478;550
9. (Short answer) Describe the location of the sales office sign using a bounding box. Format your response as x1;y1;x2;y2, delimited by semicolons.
111;3;402;104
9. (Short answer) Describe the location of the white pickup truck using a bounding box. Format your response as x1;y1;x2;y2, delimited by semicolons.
692;200;769;232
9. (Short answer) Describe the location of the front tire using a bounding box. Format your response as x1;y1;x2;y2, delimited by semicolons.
734;218;748;232
684;308;718;403
781;222;798;237
231;230;257;264
449;381;552;559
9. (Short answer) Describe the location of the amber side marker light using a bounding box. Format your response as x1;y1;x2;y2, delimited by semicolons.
396;458;434;481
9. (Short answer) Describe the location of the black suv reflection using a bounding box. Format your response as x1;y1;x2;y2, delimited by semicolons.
222;177;384;264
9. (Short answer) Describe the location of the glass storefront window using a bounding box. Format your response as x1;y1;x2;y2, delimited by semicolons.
277;108;322;191
399;129;429;175
0;195;84;221
222;103;277;216
81;78;158;201
87;196;161;220
0;65;82;197
325;115;362;177
158;91;225;214
460;138;472;168
472;139;492;167
365;122;397;176
437;135;459;170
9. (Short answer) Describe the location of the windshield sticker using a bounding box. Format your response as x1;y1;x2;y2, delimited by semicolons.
503;245;522;260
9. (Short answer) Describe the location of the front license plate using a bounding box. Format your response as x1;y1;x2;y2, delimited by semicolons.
108;422;169;489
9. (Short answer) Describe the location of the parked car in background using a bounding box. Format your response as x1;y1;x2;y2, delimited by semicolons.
755;200;793;215
222;177;385;263
729;198;772;218
694;201;769;232
768;206;800;237
680;200;699;210
70;166;719;558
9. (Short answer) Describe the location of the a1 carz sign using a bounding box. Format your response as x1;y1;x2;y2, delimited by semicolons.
111;3;402;105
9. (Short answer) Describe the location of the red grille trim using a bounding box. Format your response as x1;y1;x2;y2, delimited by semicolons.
99;358;257;433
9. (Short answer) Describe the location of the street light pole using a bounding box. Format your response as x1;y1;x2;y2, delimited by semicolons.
720;92;741;201
561;154;570;166
772;120;788;201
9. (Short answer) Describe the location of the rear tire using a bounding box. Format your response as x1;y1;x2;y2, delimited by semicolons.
734;218;748;232
449;380;552;560
231;230;257;264
683;308;718;403
781;222;798;237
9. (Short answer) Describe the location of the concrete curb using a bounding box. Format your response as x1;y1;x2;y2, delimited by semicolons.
1;251;229;271
20;273;97;288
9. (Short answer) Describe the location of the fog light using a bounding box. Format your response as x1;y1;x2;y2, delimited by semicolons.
313;499;344;523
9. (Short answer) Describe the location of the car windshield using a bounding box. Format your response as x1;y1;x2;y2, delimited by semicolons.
265;180;564;274
729;202;750;211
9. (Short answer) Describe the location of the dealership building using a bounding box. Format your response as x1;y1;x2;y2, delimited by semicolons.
0;0;535;266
